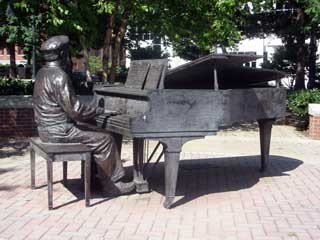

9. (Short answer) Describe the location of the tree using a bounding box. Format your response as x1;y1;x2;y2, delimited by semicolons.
1;0;250;84
0;0;71;78
241;0;320;90
8;0;103;81
129;46;169;60
133;1;245;57
95;0;248;82
262;44;297;89
305;0;320;88
0;0;23;78
43;0;103;81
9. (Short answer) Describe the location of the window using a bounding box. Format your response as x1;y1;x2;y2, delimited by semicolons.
0;48;4;55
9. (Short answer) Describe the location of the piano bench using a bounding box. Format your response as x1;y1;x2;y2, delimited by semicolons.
29;137;92;210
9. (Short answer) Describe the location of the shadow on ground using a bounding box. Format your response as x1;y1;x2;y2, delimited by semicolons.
147;155;303;208
31;178;115;210
0;139;29;158
27;155;302;209
36;171;134;210
0;167;20;191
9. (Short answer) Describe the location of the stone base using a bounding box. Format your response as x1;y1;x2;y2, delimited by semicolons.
0;108;37;137
309;104;320;140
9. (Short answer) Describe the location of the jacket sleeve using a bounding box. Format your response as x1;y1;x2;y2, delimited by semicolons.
55;73;102;121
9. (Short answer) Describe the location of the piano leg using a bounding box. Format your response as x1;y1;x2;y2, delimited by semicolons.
258;119;274;172
163;151;180;209
159;137;199;209
133;138;149;193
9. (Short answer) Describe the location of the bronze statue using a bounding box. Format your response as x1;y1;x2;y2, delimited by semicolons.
33;35;135;195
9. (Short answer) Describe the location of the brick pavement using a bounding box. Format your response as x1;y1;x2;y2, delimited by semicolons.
1;125;320;240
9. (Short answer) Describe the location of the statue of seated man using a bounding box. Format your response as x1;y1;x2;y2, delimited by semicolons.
33;35;135;195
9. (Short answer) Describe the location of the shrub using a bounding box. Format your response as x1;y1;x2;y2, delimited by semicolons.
287;89;320;120
0;76;94;95
0;78;34;95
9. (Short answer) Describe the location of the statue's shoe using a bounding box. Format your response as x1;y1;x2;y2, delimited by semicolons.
114;181;136;194
102;180;135;196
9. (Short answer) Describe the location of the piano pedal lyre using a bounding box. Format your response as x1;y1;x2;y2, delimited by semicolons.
134;139;164;193
143;141;165;181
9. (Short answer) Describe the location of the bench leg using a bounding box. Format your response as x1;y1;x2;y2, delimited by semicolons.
46;159;53;210
30;148;35;189
62;162;68;186
81;160;84;184
63;162;68;186
84;156;91;207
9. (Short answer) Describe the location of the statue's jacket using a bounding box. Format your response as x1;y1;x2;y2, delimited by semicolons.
33;62;98;142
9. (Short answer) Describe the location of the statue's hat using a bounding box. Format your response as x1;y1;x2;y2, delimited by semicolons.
40;35;69;52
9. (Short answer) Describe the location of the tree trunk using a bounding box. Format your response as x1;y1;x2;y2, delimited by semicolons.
294;37;306;90
307;30;317;89
80;37;92;83
102;14;114;83
8;43;16;79
221;47;227;54
110;32;124;83
294;8;306;90
109;9;130;83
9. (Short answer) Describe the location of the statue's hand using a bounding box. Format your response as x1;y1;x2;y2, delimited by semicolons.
96;107;105;115
104;110;121;116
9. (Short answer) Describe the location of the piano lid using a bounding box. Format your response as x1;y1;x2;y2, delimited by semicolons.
167;54;261;75
165;53;285;90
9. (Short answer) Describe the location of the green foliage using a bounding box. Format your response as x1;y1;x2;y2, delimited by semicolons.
0;1;43;67
242;0;320;40
305;0;320;26
0;64;10;76
95;0;115;14
88;56;102;74
137;0;244;53
0;77;93;95
261;45;297;89
2;0;284;84
262;46;296;73
115;66;128;83
173;41;210;61
129;46;169;60
287;89;320;120
0;78;33;95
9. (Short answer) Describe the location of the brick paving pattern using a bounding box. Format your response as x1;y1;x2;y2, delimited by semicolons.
1;125;320;240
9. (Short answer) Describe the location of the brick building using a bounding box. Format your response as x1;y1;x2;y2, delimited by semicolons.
0;46;26;66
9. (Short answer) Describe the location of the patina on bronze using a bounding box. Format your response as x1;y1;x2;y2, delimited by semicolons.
33;35;135;195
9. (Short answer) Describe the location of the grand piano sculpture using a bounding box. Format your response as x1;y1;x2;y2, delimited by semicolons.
94;54;286;209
